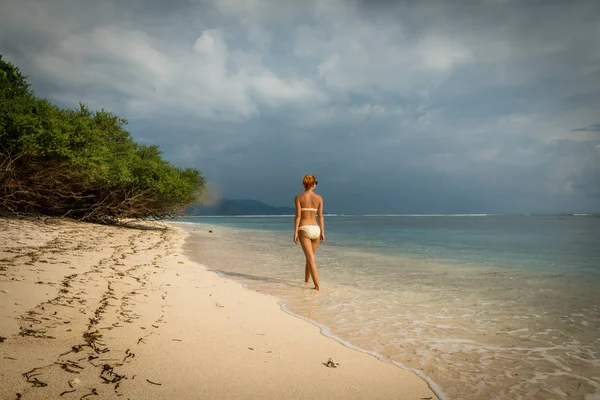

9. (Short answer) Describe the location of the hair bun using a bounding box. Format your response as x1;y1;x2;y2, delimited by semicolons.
302;174;316;189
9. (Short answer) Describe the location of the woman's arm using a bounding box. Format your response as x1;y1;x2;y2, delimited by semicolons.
318;197;325;242
293;196;301;243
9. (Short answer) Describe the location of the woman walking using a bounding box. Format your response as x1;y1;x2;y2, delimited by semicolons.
293;174;325;291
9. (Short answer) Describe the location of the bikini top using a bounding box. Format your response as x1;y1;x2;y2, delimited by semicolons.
300;208;318;211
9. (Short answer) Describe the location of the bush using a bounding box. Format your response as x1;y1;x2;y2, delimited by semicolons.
0;55;205;222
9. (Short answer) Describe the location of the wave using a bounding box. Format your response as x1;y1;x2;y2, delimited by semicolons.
361;214;491;217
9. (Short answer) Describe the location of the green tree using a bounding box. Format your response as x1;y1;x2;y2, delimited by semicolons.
0;55;205;222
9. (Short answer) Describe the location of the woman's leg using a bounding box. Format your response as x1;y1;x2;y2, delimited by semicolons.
304;238;320;283
299;233;320;290
305;260;310;283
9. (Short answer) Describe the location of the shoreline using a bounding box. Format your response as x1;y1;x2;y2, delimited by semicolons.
174;218;600;400
0;217;438;400
276;301;446;399
208;267;447;400
207;262;446;400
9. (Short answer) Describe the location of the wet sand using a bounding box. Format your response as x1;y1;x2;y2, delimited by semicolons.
0;217;437;399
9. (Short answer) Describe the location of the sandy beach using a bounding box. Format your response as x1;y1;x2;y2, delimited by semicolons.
0;217;437;400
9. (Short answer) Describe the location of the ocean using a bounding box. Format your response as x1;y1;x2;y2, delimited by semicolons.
174;215;600;400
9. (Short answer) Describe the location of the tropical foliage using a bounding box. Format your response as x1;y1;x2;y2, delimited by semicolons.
0;55;205;222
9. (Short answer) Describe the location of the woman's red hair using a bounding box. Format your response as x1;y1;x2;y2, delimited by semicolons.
302;174;316;190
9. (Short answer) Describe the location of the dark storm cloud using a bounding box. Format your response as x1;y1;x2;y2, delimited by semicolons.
1;0;599;213
572;124;600;132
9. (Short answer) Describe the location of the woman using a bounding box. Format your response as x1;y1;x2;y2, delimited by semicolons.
293;174;325;291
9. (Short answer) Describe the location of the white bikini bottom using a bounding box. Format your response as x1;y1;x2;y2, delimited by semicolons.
298;225;321;240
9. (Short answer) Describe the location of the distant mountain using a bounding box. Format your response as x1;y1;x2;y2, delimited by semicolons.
185;199;296;216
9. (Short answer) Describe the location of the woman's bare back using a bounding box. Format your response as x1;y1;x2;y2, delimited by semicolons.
296;192;322;225
297;191;321;208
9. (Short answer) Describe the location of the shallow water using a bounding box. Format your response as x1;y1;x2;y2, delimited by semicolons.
176;215;600;400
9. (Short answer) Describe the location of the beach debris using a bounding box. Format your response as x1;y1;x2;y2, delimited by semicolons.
68;378;81;388
0;336;6;343
208;230;213;233
1;289;8;293
172;338;182;341
22;367;49;388
177;261;184;264
324;358;340;368
55;361;84;374
16;393;22;399
123;349;135;362
31;377;48;387
146;379;162;385
79;388;98;399
83;330;105;352
100;363;125;384
60;389;76;396
73;344;87;354
19;328;55;339
420;397;433;400
215;302;224;308
248;347;254;351
137;337;146;344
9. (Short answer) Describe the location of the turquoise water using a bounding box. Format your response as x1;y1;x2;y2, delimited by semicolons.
175;215;600;400
182;215;600;275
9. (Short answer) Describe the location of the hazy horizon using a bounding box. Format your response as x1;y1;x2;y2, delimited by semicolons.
1;0;599;214
190;198;599;215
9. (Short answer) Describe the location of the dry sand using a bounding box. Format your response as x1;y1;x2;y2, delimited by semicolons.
0;217;438;399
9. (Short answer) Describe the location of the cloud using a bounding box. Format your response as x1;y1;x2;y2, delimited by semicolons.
1;0;599;213
572;123;600;132
0;2;326;121
295;15;473;97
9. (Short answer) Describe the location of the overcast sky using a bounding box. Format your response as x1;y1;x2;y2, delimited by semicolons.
1;0;599;214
